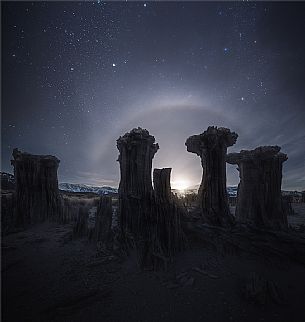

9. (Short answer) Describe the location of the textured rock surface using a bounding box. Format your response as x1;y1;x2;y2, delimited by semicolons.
185;126;238;226
153;168;172;202
73;206;89;237
153;167;186;266
227;146;288;230
117;128;184;268
117;127;159;236
94;195;113;244
11;148;61;226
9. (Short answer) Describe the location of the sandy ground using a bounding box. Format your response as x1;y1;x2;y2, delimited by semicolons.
2;215;305;322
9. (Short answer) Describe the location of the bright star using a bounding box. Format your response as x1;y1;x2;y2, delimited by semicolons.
112;63;116;67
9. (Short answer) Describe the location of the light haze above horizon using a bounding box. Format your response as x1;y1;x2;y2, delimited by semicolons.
2;2;305;191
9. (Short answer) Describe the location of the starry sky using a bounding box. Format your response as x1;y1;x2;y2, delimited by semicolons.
2;1;305;190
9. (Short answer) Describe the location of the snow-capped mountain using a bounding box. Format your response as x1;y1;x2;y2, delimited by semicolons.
59;183;118;195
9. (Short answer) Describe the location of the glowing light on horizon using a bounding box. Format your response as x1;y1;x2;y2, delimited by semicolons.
171;178;191;191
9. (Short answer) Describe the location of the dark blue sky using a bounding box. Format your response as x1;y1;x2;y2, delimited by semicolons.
2;1;305;190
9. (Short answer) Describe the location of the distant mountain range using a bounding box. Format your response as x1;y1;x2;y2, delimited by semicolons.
0;172;238;197
59;182;118;195
1;172;302;199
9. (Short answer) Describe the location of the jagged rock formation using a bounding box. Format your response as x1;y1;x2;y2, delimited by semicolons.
117;128;184;268
227;146;288;230
185;126;238;226
11;148;61;226
93;195;113;244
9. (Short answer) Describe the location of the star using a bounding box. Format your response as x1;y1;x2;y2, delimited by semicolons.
112;63;116;67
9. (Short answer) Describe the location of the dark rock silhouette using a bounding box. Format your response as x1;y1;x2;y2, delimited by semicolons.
1;192;15;233
11;148;61;226
117;127;159;236
153;168;172;202
73;206;89;237
93;195;113;244
117;128;184;268
227;146;288;230
281;195;295;217
153;167;186;266
185;126;238;226
117;128;159;266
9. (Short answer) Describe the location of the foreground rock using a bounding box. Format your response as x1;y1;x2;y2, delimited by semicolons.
117;127;158;237
117;128;184;268
93;195;113;245
153;168;186;264
11;148;61;226
185;126;238;226
227;146;288;230
153;168;172;202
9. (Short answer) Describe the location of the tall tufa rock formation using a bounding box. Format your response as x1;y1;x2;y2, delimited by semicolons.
185;126;238;226
117;127;159;237
117;128;185;268
11;148;61;226
226;146;288;230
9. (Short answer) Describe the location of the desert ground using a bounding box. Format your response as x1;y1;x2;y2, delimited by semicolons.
2;203;305;322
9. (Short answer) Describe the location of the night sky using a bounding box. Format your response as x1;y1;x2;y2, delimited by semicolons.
2;1;305;190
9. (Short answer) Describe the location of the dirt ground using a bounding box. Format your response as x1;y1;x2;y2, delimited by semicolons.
2;214;305;322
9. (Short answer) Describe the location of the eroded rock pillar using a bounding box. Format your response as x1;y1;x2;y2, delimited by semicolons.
117;127;159;236
185;126;238;226
226;146;288;230
11;148;61;226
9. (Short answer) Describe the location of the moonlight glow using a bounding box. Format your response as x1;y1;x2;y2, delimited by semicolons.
1;2;305;191
171;179;191;191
